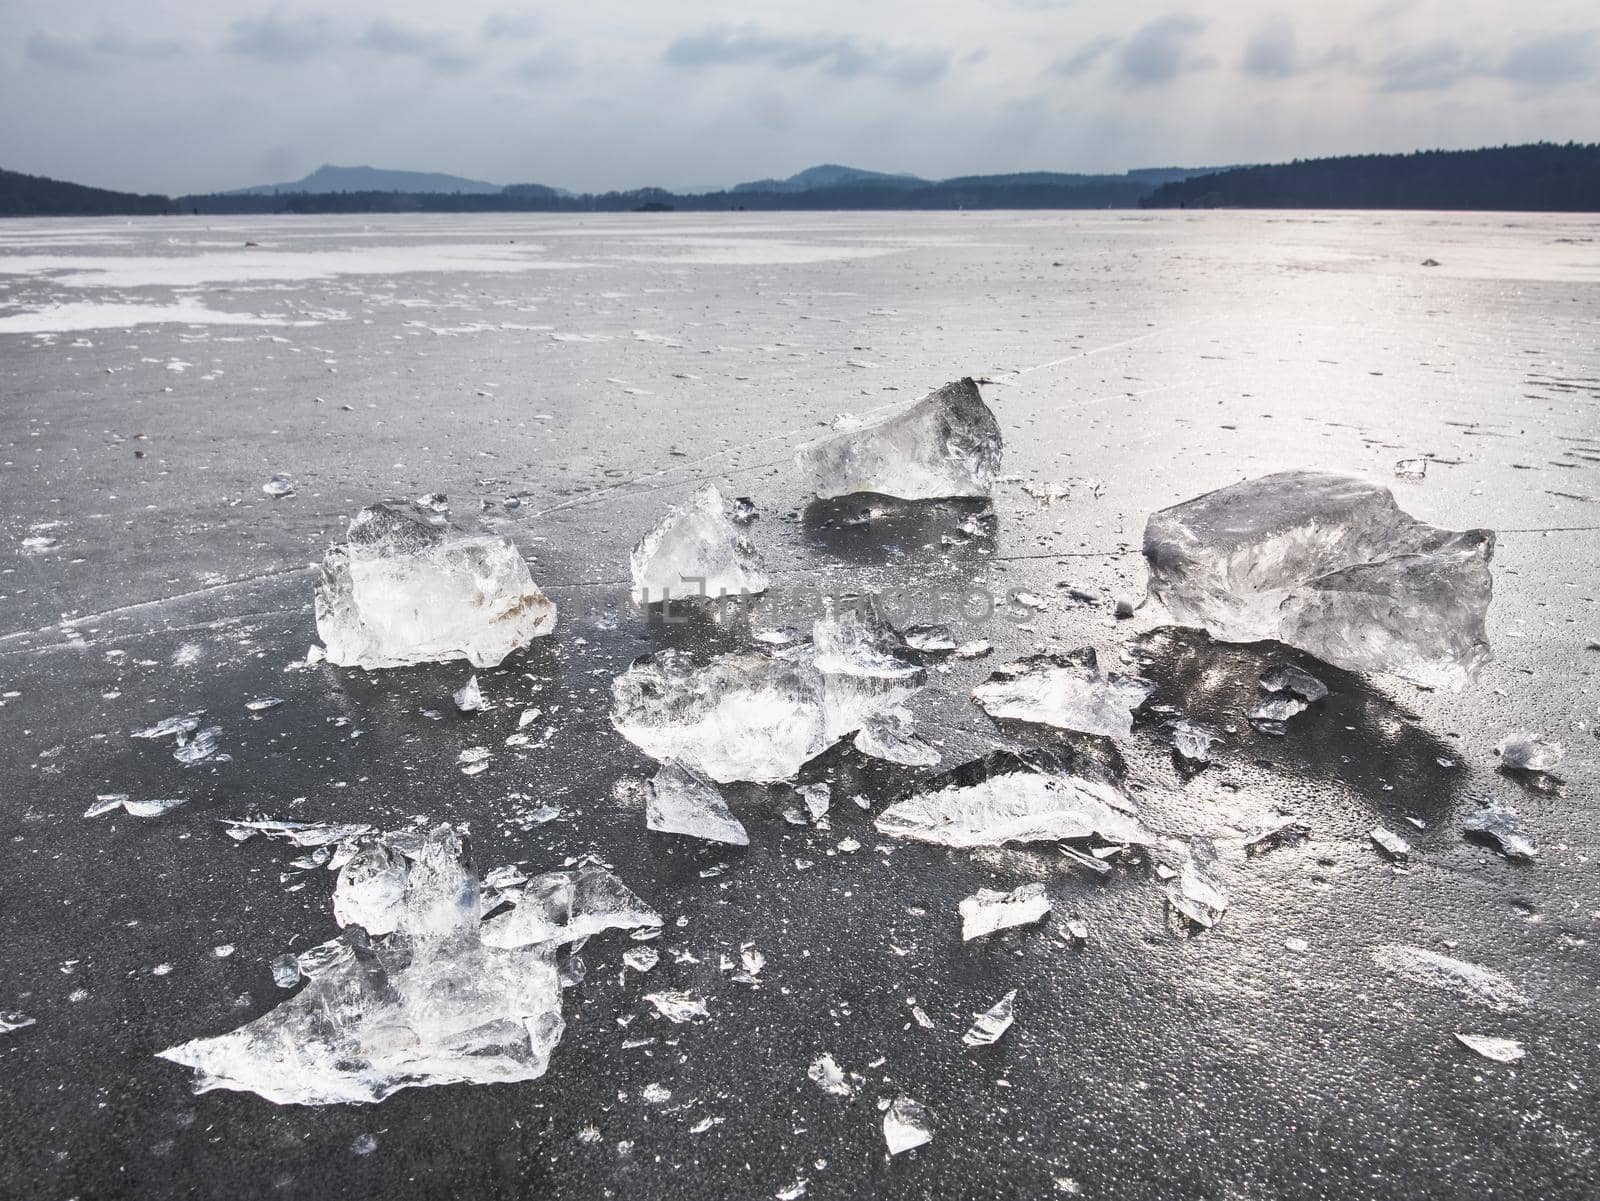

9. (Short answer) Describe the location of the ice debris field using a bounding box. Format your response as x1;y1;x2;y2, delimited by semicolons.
2;211;1598;1197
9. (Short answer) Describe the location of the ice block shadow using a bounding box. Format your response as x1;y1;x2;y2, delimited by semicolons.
800;496;996;565
1130;625;1469;820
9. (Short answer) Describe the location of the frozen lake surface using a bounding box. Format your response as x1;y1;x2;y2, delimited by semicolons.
1;211;1597;1199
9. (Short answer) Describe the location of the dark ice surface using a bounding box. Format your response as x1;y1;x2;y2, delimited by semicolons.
1;211;1597;1200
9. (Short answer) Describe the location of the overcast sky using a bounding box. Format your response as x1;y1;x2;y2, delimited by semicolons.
3;0;1596;194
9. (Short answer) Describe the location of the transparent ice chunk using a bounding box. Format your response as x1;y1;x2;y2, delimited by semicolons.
1454;1033;1525;1063
643;990;709;1023
1260;664;1328;703
157;825;572;1105
1370;944;1527;1009
959;883;1050;941
882;1096;935;1155
1461;804;1538;861
612;649;830;784
630;484;768;605
1370;827;1412;862
1143;471;1494;689
962;989;1017;1047
1165;718;1222;766
453;675;486;713
853;709;940;767
1165;840;1229;931
333;841;410;936
971;648;1155;739
0;1011;37;1035
797;378;1003;500
315;501;557;671
84;795;186;819
876;746;1152;849
646;762;749;845
262;473;296;498
1494;732;1563;773
812;596;923;681
807;1052;853;1097
481;863;661;950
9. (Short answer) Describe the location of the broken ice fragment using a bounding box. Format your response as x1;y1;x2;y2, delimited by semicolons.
158;825;568;1104
332;841;409;935
1143;471;1494;689
1453;1033;1525;1063
807;1053;852;1097
315;501;557;671
132;712;205;741
1370;944;1527;1009
1166;718;1222;766
1248;694;1307;726
630;484;769;604
622;946;659;973
954;639;993;659
481;863;661;950
262;473;296;498
972;649;1155;739
962;989;1017;1047
1369;827;1412;862
646;762;749;845
84;795;186;819
221;818;375;847
269;954;302;988
1243;818;1311;856
1394;458;1428;480
796;782;831;821
612;649;829;784
797;377;1002;500
876;746;1152;850
812;596;922;681
245;697;284;712
1165;840;1229;931
1461;804;1538;861
853;710;940;767
882;1096;935;1155
1494;732;1563;773
903;624;957;654
959;883;1051;941
173;726;224;766
1260;664;1328;703
643;990;709;1023
453;675;486;712
458;747;492;776
0;1011;37;1035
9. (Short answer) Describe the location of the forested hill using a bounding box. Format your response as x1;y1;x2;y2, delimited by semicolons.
1144;143;1600;211
0;167;173;216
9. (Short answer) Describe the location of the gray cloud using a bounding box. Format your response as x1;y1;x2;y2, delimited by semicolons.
1498;30;1597;85
1051;34;1117;77
361;19;476;72
512;47;576;82
1241;17;1296;78
482;13;541;42
224;13;334;63
26;30;185;70
1375;39;1467;91
1118;15;1206;85
665;26;949;85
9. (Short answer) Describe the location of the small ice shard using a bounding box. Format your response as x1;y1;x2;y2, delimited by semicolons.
1248;694;1307;726
612;649;829;783
1011;590;1049;611
1370;827;1412;862
221;818;375;847
453;675;486;712
481;863;661;950
1394;458;1428;480
21;534;60;553
1260;665;1328;703
972;649;1155;739
796;782;831;821
962;989;1018;1047
315;501;557;671
903;624;957;654
157;825;568;1104
415;492;449;515
882;1096;935;1155
1166;718;1222;766
808;1053;852;1096
731;496;757;524
646;762;749;845
796;377;1003;500
753;625;804;645
622;946;659;973
954;640;993;659
1143;471;1494;689
1454;1033;1525;1063
630;484;769;604
812;596;922;681
853;710;940;767
332;840;410;935
1494;732;1563;773
643;990;709;1023
1243;817;1311;856
132;711;206;741
1461;804;1538;861
1371;944;1527;1009
262;473;296;498
0;1011;37;1035
173;726;224;766
1165;840;1229;931
84;795;186;819
959;883;1051;941
245;697;285;712
876;746;1153;850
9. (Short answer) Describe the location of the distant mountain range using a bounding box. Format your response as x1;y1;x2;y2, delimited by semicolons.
228;164;504;196
3;145;1599;217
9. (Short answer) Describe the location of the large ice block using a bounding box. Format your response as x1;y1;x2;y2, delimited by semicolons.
630;484;769;605
1142;471;1493;689
796;378;1003;500
971;648;1155;738
315;501;557;670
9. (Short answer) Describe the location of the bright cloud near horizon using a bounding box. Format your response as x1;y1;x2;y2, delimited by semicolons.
2;0;1596;195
